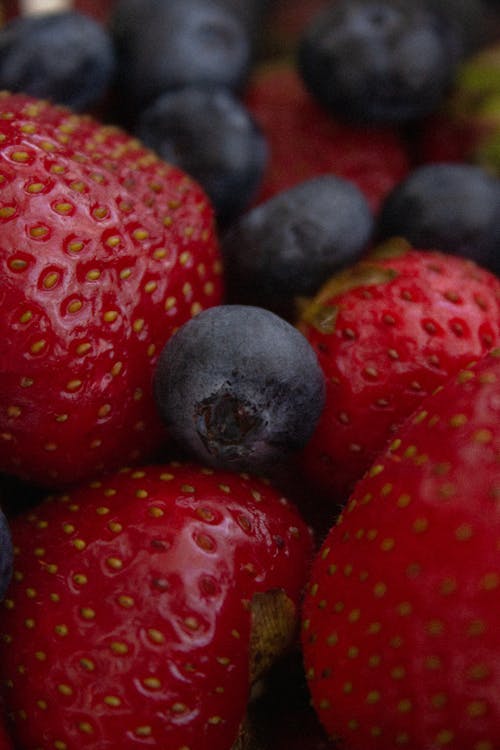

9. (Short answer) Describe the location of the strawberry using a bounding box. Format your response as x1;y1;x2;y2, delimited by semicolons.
297;243;500;504
0;719;13;750
244;63;410;213
0;92;223;489
301;349;500;750
0;461;313;750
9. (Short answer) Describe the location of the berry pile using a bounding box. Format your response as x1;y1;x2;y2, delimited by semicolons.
0;2;499;750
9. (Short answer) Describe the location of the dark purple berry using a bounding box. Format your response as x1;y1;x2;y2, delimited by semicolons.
109;0;252;109
222;175;373;316
297;0;463;124
377;163;500;275
0;507;12;601
0;11;115;112
136;86;268;224
154;305;325;473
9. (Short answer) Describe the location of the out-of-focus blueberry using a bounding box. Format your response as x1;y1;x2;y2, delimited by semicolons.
377;162;500;276
136;86;268;224
222;175;374;315
0;11;115;112
109;0;252;109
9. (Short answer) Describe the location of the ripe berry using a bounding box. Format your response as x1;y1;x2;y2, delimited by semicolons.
110;0;252;110
223;175;373;315
0;92;222;489
0;509;12;602
298;246;500;502
298;0;462;124
245;62;410;212
154;305;326;473
377;163;500;275
302;351;500;750
136;86;268;224
0;11;115;112
0;462;313;750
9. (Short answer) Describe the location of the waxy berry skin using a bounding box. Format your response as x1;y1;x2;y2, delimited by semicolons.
0;510;12;603
109;0;253;110
298;0;462;124
377;163;500;276
223;174;373;314
0;11;115;112
154;305;326;473
137;86;268;225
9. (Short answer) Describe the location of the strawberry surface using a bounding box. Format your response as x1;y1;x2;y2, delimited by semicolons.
302;350;500;750
244;63;410;213
298;244;500;505
0;462;313;750
0;716;12;750
0;93;223;489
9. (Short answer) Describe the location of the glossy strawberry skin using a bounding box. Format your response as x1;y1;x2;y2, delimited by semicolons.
0;462;313;750
298;245;500;504
302;351;500;750
0;93;223;489
245;63;410;213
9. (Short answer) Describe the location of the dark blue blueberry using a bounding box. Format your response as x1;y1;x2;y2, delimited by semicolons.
216;0;271;33
154;305;326;473
0;508;12;601
109;0;252;109
136;86;268;224
297;0;463;124
222;175;374;316
428;1;491;54
0;11;115;112
377;163;500;275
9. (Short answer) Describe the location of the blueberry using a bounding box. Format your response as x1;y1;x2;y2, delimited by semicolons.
222;176;374;315
0;509;12;601
136;87;268;224
0;11;115;112
377;163;500;275
428;0;489;54
297;0;463;124
216;0;271;33
154;305;326;472
109;0;252;109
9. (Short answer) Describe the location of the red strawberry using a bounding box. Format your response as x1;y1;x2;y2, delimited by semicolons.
0;92;223;489
245;63;410;213
0;462;313;750
297;243;500;504
302;349;500;750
